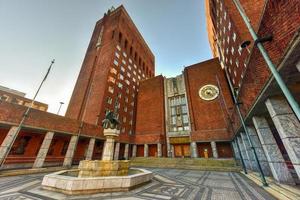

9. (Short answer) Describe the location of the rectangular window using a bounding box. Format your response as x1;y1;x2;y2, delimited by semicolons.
118;82;123;89
129;58;132;64
123;117;126;123
106;97;112;104
119;74;124;80
115;52;120;58
128;65;132;70
110;67;117;74
116;45;121;51
121;66;125;72
113;60;118;66
125;79;130;85
182;105;187;113
122;59;126;65
127;72;131;78
108;86;114;94
134;64;137;69
183;115;188;123
108;76;115;83
123;52;127;58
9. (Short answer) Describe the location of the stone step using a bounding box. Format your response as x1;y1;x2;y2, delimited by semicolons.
130;157;241;172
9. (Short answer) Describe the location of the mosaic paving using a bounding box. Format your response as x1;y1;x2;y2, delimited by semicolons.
0;168;275;200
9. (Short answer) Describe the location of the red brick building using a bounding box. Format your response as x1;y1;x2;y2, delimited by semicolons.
0;5;236;170
206;0;300;184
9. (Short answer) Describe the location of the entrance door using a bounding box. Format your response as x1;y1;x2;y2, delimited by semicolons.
174;144;190;157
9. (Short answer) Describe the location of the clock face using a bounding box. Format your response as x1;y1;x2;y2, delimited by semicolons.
199;84;219;101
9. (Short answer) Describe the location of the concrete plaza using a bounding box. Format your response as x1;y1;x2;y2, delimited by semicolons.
0;168;275;200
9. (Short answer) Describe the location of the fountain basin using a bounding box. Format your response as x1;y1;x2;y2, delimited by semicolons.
41;168;153;195
78;160;129;177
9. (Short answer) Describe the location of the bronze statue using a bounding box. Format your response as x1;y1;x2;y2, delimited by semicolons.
102;111;120;129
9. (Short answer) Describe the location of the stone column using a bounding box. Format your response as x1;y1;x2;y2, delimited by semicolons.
85;138;95;160
132;144;137;157
32;131;54;168
190;142;198;158
211;141;218;158
114;142;120;160
240;132;257;171
102;129;119;161
0;126;19;165
237;136;252;170
232;140;240;160
253;116;294;184
124;144;129;160
144;144;149;157
157;143;162;157
171;145;175;158
63;135;78;167
265;97;300;179
247;126;272;176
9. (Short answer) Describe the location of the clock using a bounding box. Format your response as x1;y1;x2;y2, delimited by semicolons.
199;84;219;101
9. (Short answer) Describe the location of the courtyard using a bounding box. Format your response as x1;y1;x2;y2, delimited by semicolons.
0;168;275;200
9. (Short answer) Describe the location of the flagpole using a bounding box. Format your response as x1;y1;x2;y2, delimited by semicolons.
0;59;55;168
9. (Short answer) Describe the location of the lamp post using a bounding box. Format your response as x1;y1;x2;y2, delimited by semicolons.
57;101;64;115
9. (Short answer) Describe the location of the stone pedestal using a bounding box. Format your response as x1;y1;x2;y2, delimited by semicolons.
253;116;295;184
102;129;120;161
85;138;95;160
265;97;300;179
191;142;198;158
211;141;218;158
63;135;78;167
33;132;54;168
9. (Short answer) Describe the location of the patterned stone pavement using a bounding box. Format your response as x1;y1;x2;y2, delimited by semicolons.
0;168;275;200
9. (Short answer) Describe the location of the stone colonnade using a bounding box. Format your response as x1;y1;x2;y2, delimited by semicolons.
231;96;300;185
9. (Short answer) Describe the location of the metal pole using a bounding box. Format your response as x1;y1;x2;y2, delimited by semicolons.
232;0;300;121
223;65;267;186
57;102;64;115
215;75;247;173
0;59;55;167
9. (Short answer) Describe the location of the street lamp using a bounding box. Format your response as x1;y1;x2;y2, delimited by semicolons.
57;101;64;115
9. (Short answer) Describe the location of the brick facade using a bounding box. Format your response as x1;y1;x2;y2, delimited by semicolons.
184;58;234;141
135;75;165;145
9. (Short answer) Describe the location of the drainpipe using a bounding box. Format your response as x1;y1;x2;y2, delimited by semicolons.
223;64;268;186
232;0;300;121
234;135;247;174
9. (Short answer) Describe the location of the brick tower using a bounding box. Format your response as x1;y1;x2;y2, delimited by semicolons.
66;5;155;138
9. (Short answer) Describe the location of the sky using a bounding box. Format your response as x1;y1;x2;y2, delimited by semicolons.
0;0;212;115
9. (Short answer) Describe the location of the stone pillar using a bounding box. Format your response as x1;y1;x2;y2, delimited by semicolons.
85;138;95;160
63;135;78;167
253;116;295;184
33;131;54;168
190;142;198;158
247;126;272;176
171;145;175;158
265;97;300;179
0;126;19;165
157;143;162;157
144;144;149;157
102;129;119;161
114;142;120;160
237;136;252;170
232;140;240;160
132;144;137;157
124;144;129;160
211;141;218;158
240;132;257;171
